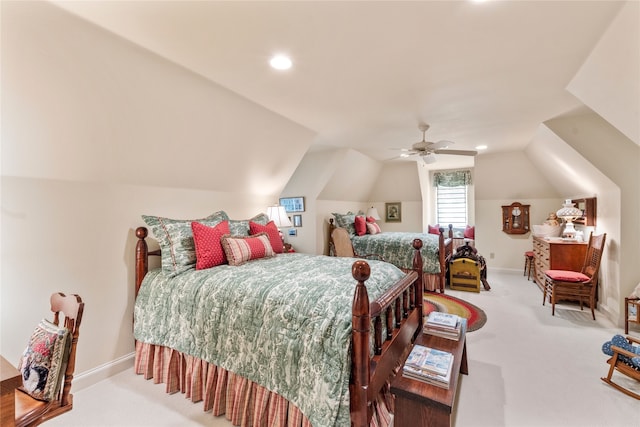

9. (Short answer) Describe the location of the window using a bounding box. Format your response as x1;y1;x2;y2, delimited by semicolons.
432;169;471;228
436;185;467;228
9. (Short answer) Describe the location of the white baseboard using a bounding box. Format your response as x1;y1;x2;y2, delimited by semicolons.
72;352;134;392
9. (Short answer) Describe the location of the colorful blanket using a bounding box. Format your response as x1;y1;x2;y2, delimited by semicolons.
134;253;406;427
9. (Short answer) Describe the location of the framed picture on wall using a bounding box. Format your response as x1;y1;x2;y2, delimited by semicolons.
293;214;302;227
279;197;305;213
385;202;402;222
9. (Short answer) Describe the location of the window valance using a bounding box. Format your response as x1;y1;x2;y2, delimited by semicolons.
433;170;472;187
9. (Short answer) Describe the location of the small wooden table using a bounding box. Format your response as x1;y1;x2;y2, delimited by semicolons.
391;330;468;427
1;356;21;427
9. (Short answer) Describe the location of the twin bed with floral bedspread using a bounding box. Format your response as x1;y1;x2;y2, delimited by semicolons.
133;210;426;427
329;213;453;293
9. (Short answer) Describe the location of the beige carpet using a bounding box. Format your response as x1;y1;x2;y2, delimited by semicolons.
47;270;639;426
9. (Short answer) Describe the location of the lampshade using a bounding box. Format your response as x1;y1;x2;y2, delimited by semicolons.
556;199;582;238
367;206;381;220
267;205;293;228
556;199;582;220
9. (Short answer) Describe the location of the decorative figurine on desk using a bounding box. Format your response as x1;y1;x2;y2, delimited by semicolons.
544;212;559;226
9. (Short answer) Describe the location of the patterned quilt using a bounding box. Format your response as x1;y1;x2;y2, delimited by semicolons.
351;232;443;273
134;253;406;427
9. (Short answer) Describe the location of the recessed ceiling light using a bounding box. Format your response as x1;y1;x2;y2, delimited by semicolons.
475;145;488;150
270;55;292;70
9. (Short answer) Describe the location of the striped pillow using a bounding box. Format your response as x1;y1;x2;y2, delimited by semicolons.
221;233;275;266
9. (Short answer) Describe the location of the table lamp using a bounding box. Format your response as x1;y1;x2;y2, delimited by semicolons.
556;199;582;239
267;205;293;243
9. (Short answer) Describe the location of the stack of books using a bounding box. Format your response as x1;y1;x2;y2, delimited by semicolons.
402;344;454;389
423;311;467;341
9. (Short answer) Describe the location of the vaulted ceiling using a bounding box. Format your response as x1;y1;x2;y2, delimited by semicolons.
51;0;626;169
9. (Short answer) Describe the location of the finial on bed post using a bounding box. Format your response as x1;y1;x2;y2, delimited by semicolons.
351;260;371;427
412;239;424;332
135;227;149;298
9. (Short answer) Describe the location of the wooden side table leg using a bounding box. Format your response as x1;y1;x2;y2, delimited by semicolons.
460;340;469;375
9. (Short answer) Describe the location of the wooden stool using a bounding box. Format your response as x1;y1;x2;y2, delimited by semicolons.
524;251;534;280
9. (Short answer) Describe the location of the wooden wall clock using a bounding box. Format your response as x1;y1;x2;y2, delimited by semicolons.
502;202;530;234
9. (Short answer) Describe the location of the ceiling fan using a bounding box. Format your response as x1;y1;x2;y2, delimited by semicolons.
395;123;477;163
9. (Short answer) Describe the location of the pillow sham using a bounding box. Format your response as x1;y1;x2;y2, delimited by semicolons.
367;222;382;235
333;212;357;236
18;319;70;402
354;215;367;236
229;213;271;236
428;224;441;235
464;225;475;239
249;220;284;253
142;211;229;276
192;220;231;269
221;233;275;266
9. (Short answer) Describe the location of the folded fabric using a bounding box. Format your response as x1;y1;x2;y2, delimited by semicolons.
601;334;640;367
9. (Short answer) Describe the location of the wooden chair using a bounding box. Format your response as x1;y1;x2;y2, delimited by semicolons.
330;227;384;260
15;293;84;427
601;335;640;400
543;232;606;320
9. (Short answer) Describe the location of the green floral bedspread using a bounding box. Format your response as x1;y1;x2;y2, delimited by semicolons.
134;253;406;427
351;232;442;274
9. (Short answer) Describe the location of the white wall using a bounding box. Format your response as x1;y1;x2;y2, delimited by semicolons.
1;1;314;379
473;151;561;271
567;1;640;145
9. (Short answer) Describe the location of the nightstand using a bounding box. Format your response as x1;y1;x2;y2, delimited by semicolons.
625;297;639;334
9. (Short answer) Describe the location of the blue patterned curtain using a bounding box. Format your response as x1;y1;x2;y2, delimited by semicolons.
432;170;472;187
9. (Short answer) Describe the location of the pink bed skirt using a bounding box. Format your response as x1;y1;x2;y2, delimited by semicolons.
134;341;392;427
401;270;440;292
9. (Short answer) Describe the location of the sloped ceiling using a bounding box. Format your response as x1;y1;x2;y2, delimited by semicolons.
49;0;627;169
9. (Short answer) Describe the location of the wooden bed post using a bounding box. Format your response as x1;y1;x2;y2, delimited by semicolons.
412;238;424;332
351;260;372;427
135;227;149;298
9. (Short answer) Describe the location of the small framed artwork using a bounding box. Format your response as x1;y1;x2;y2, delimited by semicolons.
279;196;305;213
385;202;402;222
288;229;297;236
293;214;302;227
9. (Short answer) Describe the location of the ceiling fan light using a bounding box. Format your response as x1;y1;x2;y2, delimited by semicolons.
422;153;437;164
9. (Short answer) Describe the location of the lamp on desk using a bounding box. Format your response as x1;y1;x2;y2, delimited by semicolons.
267;205;293;243
556;199;582;239
366;206;381;220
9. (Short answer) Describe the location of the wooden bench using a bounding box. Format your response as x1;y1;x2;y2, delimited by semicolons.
391;327;468;427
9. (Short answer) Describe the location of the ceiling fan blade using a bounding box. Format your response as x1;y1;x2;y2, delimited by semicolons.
430;140;453;150
434;149;478;156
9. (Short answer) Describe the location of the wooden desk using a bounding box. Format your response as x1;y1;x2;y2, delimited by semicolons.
391;330;468;427
1;356;21;427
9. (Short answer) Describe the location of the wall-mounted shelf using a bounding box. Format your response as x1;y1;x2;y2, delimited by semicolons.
571;197;597;227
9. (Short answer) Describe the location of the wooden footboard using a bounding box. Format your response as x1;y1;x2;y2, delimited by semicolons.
134;227;424;427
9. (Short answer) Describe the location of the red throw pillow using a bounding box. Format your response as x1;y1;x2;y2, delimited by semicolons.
545;270;590;282
249;220;284;254
354;215;367;236
464;225;475;239
366;216;377;223
191;220;230;269
428;224;440;235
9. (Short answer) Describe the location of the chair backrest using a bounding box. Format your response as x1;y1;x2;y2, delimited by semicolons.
331;227;356;258
581;232;606;281
50;293;84;407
